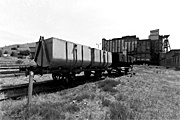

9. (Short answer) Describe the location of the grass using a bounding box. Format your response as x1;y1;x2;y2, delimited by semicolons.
1;65;180;119
97;79;120;94
116;93;128;101
109;102;132;120
0;56;36;67
2;101;66;120
74;92;95;102
101;97;111;107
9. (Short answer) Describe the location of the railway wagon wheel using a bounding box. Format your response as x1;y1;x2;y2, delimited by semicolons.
62;73;76;88
94;71;102;81
52;73;63;81
52;72;76;88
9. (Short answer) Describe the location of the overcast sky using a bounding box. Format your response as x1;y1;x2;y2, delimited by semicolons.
0;0;179;49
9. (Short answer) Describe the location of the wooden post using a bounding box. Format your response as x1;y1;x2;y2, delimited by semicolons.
27;71;34;107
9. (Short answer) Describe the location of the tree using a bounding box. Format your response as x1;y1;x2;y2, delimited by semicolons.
4;50;9;54
11;47;17;50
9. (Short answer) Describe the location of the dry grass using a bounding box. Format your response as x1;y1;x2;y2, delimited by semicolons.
0;74;53;87
0;56;36;66
1;65;180;120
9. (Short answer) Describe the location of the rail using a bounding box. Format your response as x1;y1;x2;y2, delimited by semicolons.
0;80;64;101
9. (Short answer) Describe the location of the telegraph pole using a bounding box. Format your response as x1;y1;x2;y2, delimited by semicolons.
96;43;101;49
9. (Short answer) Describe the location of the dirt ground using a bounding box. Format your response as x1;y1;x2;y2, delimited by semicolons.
1;65;180;120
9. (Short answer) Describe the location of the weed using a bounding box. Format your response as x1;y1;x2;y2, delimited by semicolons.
129;98;143;112
28;103;64;119
101;97;111;107
109;102;133;120
42;108;64;120
90;93;96;100
116;93;127;101
66;104;80;114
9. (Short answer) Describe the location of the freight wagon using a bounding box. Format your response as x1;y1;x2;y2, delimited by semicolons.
33;36;114;84
102;35;138;73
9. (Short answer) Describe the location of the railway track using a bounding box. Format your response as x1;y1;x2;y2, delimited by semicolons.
0;70;134;101
0;80;66;101
0;67;24;78
0;71;25;78
0;75;104;101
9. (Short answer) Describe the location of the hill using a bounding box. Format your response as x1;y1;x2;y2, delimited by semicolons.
0;42;36;55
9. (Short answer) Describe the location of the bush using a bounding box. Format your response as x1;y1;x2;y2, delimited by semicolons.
11;47;17;50
15;60;23;64
11;51;18;57
4;50;9;54
98;79;120;88
18;50;30;56
101;85;118;94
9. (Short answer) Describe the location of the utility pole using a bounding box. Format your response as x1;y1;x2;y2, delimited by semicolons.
96;43;101;49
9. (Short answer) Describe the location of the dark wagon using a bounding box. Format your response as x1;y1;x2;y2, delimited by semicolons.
32;36;113;85
102;35;139;74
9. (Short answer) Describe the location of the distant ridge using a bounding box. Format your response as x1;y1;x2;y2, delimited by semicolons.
0;42;36;54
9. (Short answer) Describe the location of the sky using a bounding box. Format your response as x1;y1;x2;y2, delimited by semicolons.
0;0;179;49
